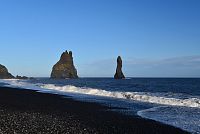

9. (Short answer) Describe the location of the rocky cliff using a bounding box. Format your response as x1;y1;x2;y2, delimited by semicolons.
0;64;14;79
51;50;78;79
114;56;125;79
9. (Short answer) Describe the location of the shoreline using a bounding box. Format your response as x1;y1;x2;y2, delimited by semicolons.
0;86;189;134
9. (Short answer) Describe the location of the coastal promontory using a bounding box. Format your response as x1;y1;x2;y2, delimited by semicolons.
0;64;14;79
114;56;125;79
51;50;78;79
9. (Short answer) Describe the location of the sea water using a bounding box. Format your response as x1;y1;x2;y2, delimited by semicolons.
0;78;200;133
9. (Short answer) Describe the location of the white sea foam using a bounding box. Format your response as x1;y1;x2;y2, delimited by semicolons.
0;79;47;91
138;106;200;134
1;79;200;108
40;84;200;108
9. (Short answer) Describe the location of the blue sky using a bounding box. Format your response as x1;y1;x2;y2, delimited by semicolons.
0;0;200;77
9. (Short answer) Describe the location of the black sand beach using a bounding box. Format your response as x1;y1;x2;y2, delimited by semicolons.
0;87;189;134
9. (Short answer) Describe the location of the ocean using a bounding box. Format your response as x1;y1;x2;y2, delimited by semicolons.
0;78;200;134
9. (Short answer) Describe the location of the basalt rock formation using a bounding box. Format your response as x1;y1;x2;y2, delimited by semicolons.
0;64;14;79
16;75;29;79
114;56;125;79
51;50;78;79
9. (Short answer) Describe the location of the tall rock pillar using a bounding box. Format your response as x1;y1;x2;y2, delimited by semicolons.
114;56;125;79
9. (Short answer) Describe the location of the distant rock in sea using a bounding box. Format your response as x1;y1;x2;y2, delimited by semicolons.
16;75;29;79
0;64;14;79
51;50;78;79
114;56;125;79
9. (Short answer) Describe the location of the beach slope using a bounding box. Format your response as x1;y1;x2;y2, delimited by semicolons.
0;87;189;134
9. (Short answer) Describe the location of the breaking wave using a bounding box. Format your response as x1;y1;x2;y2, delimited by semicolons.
41;84;200;108
1;79;200;108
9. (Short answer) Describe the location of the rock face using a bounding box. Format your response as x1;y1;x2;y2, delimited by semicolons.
114;56;125;79
0;64;14;79
51;50;78;79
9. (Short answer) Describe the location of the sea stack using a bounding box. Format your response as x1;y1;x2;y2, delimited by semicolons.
51;50;78;79
0;64;14;79
114;56;125;79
